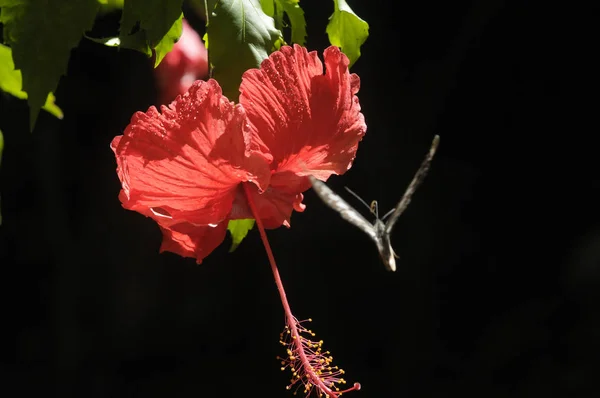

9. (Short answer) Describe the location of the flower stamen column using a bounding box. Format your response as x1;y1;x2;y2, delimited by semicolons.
243;183;361;397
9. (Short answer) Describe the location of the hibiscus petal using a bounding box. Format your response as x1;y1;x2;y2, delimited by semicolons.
159;221;228;263
239;45;366;227
230;182;306;229
240;44;366;181
111;80;270;227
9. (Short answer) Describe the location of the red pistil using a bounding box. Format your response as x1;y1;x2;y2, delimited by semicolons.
243;182;361;397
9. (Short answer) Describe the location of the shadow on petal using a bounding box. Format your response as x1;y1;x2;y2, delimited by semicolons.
159;221;229;264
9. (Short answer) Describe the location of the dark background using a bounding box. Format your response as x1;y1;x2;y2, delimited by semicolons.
1;1;598;397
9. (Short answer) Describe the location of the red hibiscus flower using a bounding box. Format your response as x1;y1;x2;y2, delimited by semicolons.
154;18;209;105
112;44;366;264
113;44;366;397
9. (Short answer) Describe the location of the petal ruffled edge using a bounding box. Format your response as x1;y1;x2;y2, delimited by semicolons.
111;79;270;228
237;45;366;229
239;44;366;182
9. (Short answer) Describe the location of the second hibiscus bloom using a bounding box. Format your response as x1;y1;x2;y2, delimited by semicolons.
111;44;367;263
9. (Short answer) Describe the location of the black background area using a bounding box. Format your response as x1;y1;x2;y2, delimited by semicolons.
1;1;598;397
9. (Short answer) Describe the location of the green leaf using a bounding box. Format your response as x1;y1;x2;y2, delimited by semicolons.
202;32;209;50
0;0;99;130
206;0;282;101
0;44;64;120
97;0;123;14
273;1;284;33
260;0;306;45
259;0;282;31
259;0;274;16
152;13;183;66
326;0;369;67
118;0;184;67
277;0;306;45
187;0;216;22
227;219;255;252
86;31;152;57
42;93;64;120
97;0;123;7
84;35;126;48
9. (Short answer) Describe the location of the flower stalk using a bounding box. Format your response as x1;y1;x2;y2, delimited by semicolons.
243;182;361;397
